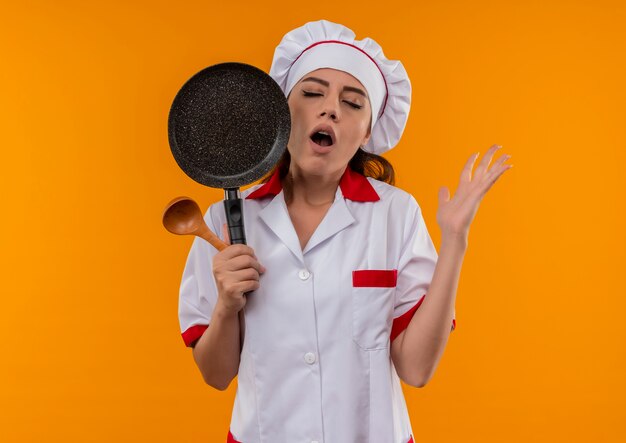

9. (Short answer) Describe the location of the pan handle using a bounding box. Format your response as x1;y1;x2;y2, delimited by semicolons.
223;188;247;245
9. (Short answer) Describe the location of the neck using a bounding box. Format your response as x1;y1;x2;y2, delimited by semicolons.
283;164;346;207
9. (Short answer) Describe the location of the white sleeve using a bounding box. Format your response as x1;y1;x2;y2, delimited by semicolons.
391;197;456;343
178;204;223;348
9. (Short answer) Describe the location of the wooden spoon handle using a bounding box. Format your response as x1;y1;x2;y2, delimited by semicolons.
196;223;229;251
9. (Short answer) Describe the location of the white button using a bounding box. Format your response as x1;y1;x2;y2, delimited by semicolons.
311;441;319;443
298;269;311;280
304;352;316;364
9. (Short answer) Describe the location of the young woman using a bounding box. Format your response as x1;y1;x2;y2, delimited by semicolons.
178;19;512;443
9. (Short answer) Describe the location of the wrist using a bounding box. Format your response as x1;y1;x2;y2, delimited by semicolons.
214;299;241;320
440;231;469;251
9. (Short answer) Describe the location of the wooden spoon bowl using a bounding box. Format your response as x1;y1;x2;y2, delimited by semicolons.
162;197;227;251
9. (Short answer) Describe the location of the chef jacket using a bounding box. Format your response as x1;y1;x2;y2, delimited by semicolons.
179;167;456;443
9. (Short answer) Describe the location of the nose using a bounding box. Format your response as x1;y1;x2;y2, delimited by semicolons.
320;111;337;121
319;94;340;121
320;110;337;120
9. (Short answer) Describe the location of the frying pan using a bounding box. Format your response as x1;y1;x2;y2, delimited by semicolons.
168;62;290;245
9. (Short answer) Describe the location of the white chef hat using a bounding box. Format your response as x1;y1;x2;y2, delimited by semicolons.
269;19;411;155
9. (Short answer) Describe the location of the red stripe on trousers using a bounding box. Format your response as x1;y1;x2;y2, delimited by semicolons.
228;430;414;442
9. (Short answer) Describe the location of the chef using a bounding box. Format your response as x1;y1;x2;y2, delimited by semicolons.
178;19;512;443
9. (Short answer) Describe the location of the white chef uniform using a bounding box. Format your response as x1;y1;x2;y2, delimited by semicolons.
178;166;456;443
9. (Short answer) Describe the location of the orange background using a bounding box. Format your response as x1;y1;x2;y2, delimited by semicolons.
1;0;625;441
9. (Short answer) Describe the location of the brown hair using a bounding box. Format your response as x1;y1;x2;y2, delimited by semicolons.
261;147;395;185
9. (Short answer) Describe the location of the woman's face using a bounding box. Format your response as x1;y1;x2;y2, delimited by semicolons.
286;68;372;179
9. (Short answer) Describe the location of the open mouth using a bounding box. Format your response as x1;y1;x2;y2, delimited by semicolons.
310;130;335;147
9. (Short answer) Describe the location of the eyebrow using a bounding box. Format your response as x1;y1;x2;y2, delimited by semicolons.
301;76;368;98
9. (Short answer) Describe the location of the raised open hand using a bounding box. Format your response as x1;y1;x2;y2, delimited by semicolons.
437;144;513;241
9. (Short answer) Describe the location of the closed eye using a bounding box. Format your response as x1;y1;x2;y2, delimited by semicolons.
345;101;362;110
302;91;363;109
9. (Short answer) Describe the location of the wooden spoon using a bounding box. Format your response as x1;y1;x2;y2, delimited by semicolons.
164;196;247;349
162;197;228;251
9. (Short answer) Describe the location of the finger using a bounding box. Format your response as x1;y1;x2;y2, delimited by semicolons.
438;186;450;205
456;152;481;198
217;244;266;274
482;163;512;193
485;153;511;178
225;254;265;274
221;279;260;296
218;244;257;261
485;154;512;182
230;267;261;282
460;152;480;183
474;144;502;179
235;280;260;293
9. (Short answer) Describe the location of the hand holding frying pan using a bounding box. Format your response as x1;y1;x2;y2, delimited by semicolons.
165;62;289;348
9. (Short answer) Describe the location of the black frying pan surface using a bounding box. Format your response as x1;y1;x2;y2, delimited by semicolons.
168;62;290;245
168;62;290;189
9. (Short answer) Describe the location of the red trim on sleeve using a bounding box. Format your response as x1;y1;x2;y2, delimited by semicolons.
352;269;397;287
181;324;208;348
227;430;241;443
391;296;425;342
391;296;457;342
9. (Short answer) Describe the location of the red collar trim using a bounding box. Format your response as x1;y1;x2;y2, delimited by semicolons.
339;167;381;202
246;167;380;202
246;166;283;200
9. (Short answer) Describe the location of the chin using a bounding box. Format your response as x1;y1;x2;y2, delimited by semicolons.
288;139;351;179
292;156;341;178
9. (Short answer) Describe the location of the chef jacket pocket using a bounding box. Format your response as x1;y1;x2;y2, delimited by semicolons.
352;269;397;350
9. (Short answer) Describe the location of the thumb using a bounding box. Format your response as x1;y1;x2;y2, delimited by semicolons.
438;186;450;205
222;223;231;245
